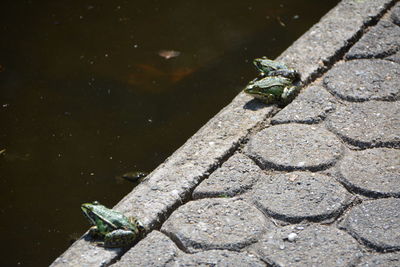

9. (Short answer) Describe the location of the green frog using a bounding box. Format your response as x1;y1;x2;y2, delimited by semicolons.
81;201;144;247
244;57;301;105
253;57;300;80
120;171;148;183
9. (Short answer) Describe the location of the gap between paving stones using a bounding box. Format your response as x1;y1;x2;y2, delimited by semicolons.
51;0;399;266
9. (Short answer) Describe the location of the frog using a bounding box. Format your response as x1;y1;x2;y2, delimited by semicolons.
120;171;148;183
253;57;300;81
81;201;144;247
244;57;301;105
245;76;299;104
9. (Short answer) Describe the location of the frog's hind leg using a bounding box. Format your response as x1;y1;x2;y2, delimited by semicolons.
104;229;136;247
282;85;300;104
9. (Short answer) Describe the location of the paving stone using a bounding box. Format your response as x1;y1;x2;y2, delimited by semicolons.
357;252;400;267
323;59;400;102
248;224;362;267
325;101;400;148
251;171;353;223
171;250;265;267
338;148;400;197
245;124;343;171
161;198;272;253
341;198;400;252
277;0;394;82
346;20;400;59
391;3;400;26
193;153;264;199
271;85;337;125
113;231;179;266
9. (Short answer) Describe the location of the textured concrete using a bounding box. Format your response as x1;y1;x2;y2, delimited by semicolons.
52;0;400;266
250;171;353;223
245;124;343;171
326;101;400;148
323;59;400;101
193;153;264;198
346;20;400;59
357;252;400;267
338;148;400;197
112;231;179;267
247;225;362;267
341;198;400;252
161;198;272;252
271;84;337;125
112;231;265;266
346;2;400;61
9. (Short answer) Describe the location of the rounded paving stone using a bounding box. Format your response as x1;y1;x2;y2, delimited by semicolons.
161;198;272;252
326;101;400;148
113;231;179;266
249;224;361;267
193;153;264;199
251;171;353;222
245;124;343;171
341;198;400;251
271;85;337;125
357;252;400;267
345;20;400;60
172;250;265;267
323;59;400;102
338;148;400;197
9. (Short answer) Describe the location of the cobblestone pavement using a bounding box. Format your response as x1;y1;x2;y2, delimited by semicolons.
52;1;400;266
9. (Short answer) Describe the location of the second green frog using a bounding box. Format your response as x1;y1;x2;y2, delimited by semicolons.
244;57;301;105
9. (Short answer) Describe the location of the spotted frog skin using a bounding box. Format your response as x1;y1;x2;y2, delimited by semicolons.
244;57;301;105
81;201;143;247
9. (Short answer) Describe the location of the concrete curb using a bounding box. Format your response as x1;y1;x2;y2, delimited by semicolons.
51;0;397;265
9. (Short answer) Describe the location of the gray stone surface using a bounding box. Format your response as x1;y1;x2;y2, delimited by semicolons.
51;240;122;267
113;231;266;267
338;148;400;197
326;101;400;148
346;20;400;59
112;231;179;266
248;224;362;267
278;0;394;82
271;85;337;125
193;153;264;199
250;171;353;223
391;3;400;26
357;252;400;267
323;59;400;102
161;198;272;252
341;198;400;252
171;250;265;267
245;124;343;171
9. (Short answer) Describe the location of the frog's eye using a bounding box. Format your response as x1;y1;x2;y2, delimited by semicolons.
93;201;100;205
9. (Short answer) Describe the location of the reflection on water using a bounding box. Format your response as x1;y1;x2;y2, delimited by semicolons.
0;0;339;265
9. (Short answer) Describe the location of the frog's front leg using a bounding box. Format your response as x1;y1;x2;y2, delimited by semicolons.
104;229;136;247
282;85;300;103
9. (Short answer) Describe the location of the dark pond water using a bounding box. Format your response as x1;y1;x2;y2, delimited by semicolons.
0;0;339;265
